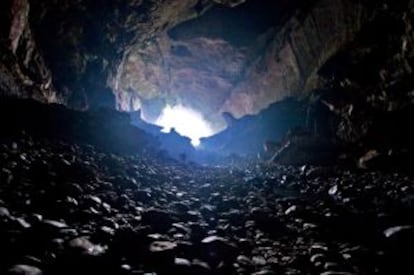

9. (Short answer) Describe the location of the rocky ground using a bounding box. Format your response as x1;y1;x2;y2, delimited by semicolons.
1;134;414;275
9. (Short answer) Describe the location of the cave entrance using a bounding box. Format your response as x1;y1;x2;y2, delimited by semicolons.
155;104;214;147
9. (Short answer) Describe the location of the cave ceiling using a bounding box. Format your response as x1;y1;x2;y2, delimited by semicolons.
1;0;373;132
114;0;367;131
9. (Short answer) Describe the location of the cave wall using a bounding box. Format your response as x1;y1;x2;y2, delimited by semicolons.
0;0;255;111
221;0;368;117
205;0;414;157
1;0;207;109
1;0;413;133
114;0;370;131
0;0;58;103
112;0;300;127
28;0;206;109
317;0;414;147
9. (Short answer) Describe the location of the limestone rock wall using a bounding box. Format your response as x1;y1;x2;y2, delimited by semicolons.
1;0;411;133
0;0;58;103
114;0;370;131
222;0;368;117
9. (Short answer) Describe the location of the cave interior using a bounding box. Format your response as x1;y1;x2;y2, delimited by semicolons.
1;0;414;274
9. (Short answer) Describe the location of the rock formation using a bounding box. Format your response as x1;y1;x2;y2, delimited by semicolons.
114;0;369;129
1;0;414;160
2;2;414;274
3;0;411;131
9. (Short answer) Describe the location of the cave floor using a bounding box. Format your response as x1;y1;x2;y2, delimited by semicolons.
1;135;413;275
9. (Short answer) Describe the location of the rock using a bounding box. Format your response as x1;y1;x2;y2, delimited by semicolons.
383;225;414;238
328;185;339;196
67;237;106;256
358;150;381;169
173;257;193;274
310;253;326;265
284;205;297;215
6;265;42;275
201;235;238;264
0;206;10;217
14;217;31;229
310;244;329;255
84;195;102;206
149;241;177;253
1;115;414;275
237;255;253;266
172;223;191;235
98;226;116;237
11;143;18;150
201;235;229;245
41;219;68;229
252;255;267;266
171;258;194;274
174;257;191;267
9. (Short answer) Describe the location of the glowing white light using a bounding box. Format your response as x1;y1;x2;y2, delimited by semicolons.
155;105;214;147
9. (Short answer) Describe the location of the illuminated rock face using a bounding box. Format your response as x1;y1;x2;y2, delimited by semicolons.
0;0;58;103
221;0;367;117
1;0;202;109
0;0;409;130
115;33;247;130
114;0;368;131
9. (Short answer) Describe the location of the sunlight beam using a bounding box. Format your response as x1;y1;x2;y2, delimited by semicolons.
155;105;214;147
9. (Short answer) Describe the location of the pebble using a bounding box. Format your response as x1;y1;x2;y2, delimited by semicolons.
251;270;276;275
42;220;68;229
252;255;267;266
0;133;413;275
0;206;10;217
68;237;106;256
174;257;191;267
149;241;177;253
284;205;297;215
237;255;253;266
383;225;414;238
6;265;42;275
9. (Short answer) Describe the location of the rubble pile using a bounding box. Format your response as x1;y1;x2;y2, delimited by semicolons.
1;132;413;274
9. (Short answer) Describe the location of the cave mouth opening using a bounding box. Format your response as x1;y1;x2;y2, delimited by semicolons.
155;104;215;147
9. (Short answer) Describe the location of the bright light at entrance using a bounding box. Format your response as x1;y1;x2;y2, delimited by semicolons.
155;105;214;146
